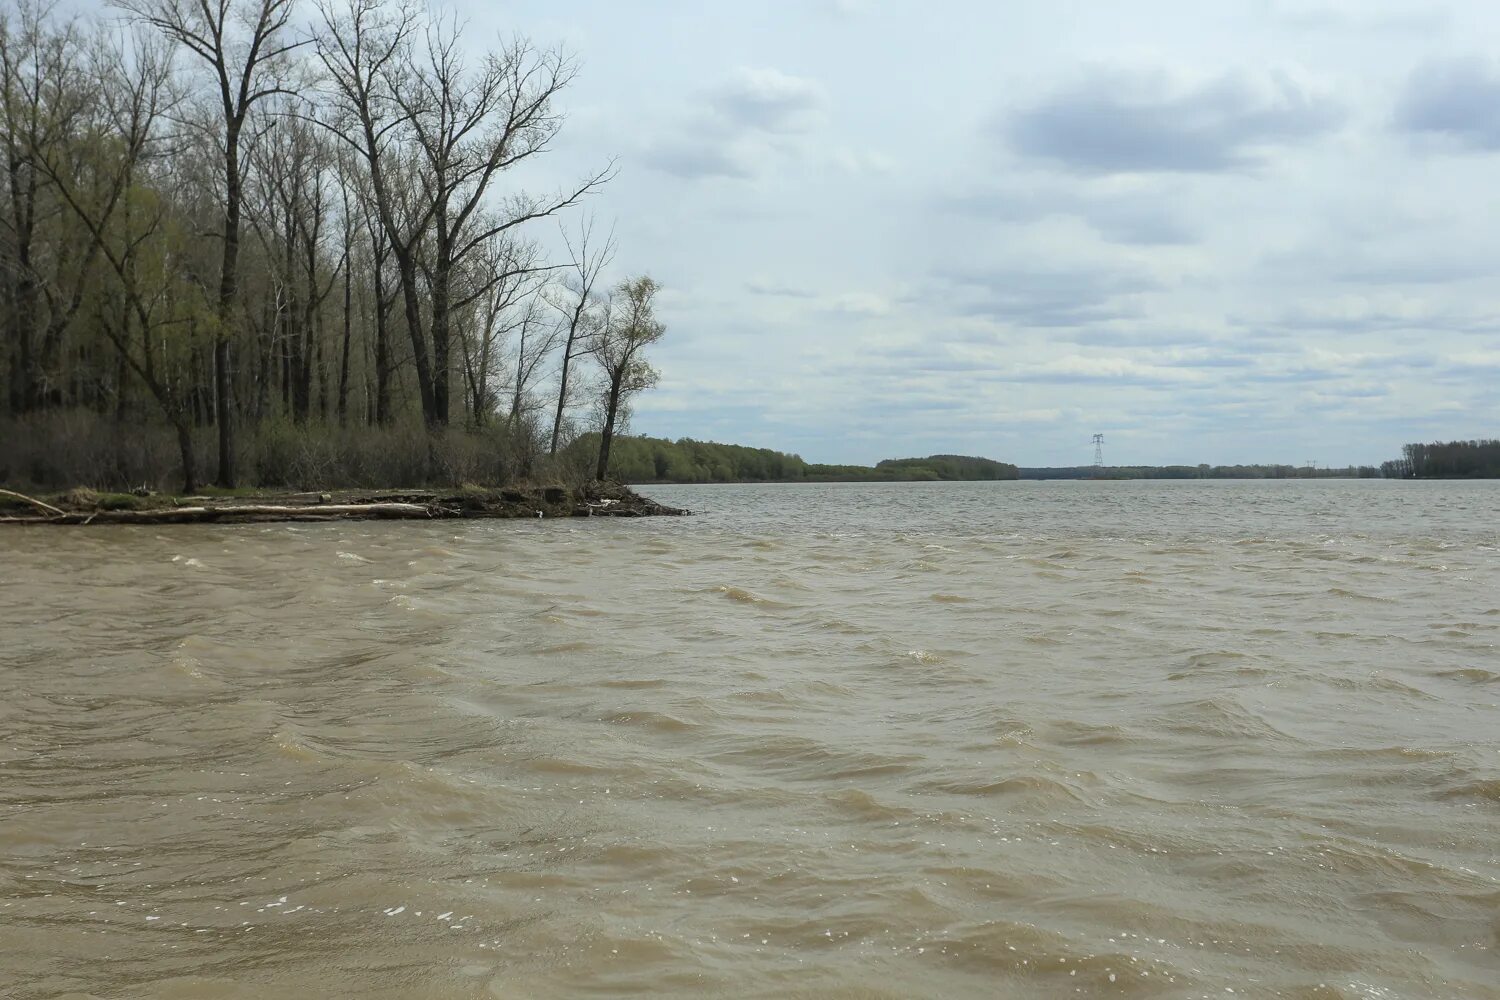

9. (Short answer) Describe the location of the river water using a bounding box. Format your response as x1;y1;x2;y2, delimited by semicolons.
2;480;1497;999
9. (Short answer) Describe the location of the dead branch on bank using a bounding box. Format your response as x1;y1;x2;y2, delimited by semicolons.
0;489;67;517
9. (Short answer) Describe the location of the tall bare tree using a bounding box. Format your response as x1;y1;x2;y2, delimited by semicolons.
334;148;358;425
312;0;433;424
334;129;398;425
115;0;304;486
455;230;543;426
316;0;610;429
548;214;613;456
35;27;205;488
506;297;553;422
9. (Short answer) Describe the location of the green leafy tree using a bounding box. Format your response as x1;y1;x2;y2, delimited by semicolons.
590;276;664;481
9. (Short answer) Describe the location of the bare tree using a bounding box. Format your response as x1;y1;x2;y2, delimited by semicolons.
334;133;398;425
316;0;610;429
0;1;663;493
590;276;664;481
244;104;306;419
454;230;544;426
115;0;305;486
34;28;206;489
334;148;358;425
397;18;610;427
291;125;341;423
506;297;554;422
360;185;399;426
548;214;613;455
312;0;436;425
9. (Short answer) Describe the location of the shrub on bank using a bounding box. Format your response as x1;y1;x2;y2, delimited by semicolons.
0;410;588;491
0;409;185;490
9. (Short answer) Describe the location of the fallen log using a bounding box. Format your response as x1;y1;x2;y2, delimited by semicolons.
32;502;435;525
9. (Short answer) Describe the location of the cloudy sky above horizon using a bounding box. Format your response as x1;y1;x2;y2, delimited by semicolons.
473;0;1500;467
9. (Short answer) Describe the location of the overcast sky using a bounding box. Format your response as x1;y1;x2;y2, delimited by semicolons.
472;0;1499;467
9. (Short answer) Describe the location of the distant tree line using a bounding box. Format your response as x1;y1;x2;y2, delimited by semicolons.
0;0;664;492
1381;440;1500;479
569;435;1019;483
875;455;1019;480
1021;464;1382;480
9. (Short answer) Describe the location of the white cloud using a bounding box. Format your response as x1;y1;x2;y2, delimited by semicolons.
641;67;828;181
467;0;1500;465
1005;69;1344;174
711;68;829;134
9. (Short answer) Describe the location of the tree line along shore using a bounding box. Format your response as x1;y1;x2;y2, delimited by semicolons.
2;3;1492;520
1379;440;1500;479
593;437;1020;484
1;0;663;497
569;436;1500;484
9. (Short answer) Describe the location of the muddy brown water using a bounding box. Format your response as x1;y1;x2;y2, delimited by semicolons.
2;480;1497;999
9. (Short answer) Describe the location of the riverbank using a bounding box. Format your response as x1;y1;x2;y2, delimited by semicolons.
0;481;685;525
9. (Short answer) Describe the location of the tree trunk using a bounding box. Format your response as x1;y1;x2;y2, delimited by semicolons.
11;276;38;414
503;320;519;421
373;260;390;425
285;233;307;423
337;257;352;425
596;376;623;481
214;132;242;487
280;333;292;415
430;263;451;426
315;309;327;421
463;345;484;427
114;350;129;422
9;301;33;414
305;238;325;422
256;295;275;422
193;346;212;425
394;252;436;426
298;295;315;424
214;297;236;486
550;349;572;456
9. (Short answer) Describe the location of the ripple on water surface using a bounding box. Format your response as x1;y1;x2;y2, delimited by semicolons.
2;480;1499;998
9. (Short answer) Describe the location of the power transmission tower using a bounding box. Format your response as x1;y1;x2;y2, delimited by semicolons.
1092;433;1105;469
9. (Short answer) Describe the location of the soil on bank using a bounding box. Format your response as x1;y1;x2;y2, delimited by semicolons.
0;481;686;526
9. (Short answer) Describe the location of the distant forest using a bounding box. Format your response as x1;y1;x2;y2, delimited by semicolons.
1381;441;1500;478
570;435;1019;483
1022;464;1382;480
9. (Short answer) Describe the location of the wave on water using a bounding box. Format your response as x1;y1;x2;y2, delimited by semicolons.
4;480;1500;999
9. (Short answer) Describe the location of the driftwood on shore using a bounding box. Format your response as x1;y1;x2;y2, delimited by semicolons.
0;488;67;518
0;482;686;526
0;501;434;525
